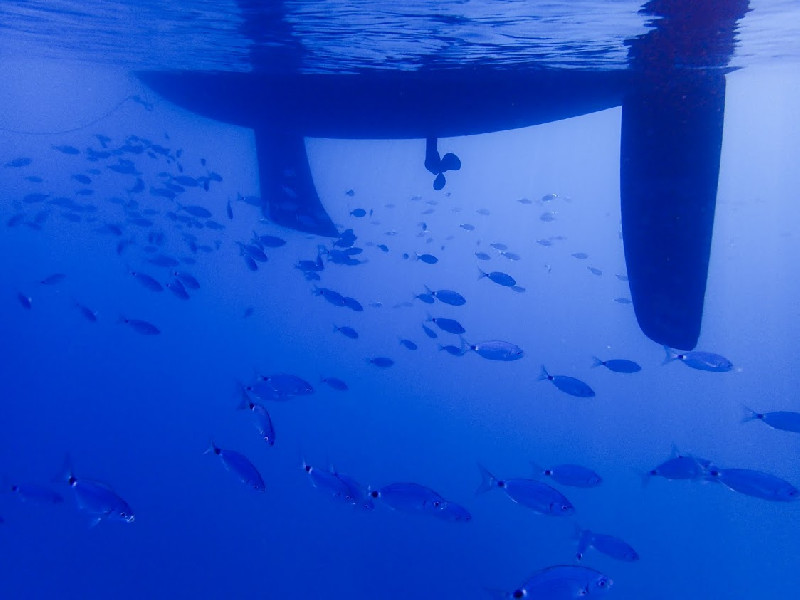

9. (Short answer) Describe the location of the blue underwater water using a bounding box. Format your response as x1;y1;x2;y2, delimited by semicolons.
1;1;800;599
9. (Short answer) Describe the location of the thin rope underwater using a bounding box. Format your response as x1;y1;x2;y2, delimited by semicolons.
0;94;153;136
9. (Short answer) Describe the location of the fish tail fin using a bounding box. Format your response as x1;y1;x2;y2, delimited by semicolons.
741;405;762;424
235;381;251;410
590;356;604;368
662;345;678;365
639;468;653;489
575;527;592;561
56;453;75;485
459;336;469;351
424;284;433;295
204;439;218;455
476;464;498;495
537;365;550;381
477;268;487;280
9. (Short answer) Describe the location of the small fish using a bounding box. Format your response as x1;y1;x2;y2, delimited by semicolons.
343;296;364;312
707;467;799;502
129;270;164;292
178;204;212;219
466;340;524;361
439;344;467;356
333;325;358;339
17;293;32;309
490;242;508;251
52;144;80;155
173;175;199;187
7;213;26;227
399;339;418;350
539;212;556;222
172;271;200;289
645;450;710;483
62;456;134;525
476;208;490;215
517;197;532;204
433;500;472;522
421;323;438;339
166;279;190;300
541;193;558;202
613;297;632;304
226;199;233;220
72;174;92;185
415;252;439;265
258;235;287;248
370;482;448;516
501;251;521;261
118;317;160;335
538;366;595;398
571;252;588;259
303;461;359;505
591;357;641;373
505;565;612;599
237;387;275;445
206;441;265;491
428;317;465;335
314;286;347;307
74;301;98;322
415;291;435;304
459;223;475;231
321;376;349;391
742;407;800;433
428;287;466;306
4;157;32;167
478;269;516;287
531;462;602;487
377;243;389;252
39;273;66;285
350;208;367;217
334;471;375;511
345;189;355;197
587;266;603;276
616;274;629;281
476;465;574;516
255;373;314;399
663;346;733;372
475;252;491;261
368;357;394;368
536;239;553;247
7;482;64;505
576;528;639;562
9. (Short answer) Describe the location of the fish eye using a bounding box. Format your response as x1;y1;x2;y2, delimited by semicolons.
597;578;609;588
561;504;571;512
512;590;524;599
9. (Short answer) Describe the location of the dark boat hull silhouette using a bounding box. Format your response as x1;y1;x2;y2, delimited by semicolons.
138;0;749;350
